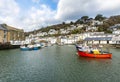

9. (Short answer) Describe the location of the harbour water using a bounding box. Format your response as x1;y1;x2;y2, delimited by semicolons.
0;45;120;82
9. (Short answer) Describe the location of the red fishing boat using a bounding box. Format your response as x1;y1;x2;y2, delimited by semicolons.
75;44;112;58
77;50;112;58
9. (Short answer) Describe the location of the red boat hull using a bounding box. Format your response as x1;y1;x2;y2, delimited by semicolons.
77;51;112;58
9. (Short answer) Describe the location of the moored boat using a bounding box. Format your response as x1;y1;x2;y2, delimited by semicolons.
75;44;112;58
77;50;112;58
20;45;29;51
37;44;41;49
33;44;41;50
27;44;34;50
20;43;42;51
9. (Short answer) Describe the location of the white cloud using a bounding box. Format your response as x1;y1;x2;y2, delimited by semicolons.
0;0;58;31
32;0;40;4
0;0;21;28
1;0;120;32
22;4;58;31
0;0;20;16
97;0;120;11
56;0;120;20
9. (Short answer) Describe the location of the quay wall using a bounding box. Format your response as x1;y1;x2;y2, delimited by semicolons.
0;43;20;50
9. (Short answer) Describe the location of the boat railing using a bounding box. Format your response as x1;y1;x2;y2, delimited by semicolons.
76;43;111;54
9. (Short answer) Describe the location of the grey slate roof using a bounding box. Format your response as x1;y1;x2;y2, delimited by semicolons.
0;24;8;31
84;37;112;41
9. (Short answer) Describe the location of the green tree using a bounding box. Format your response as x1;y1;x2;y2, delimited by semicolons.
62;22;65;25
71;29;80;34
95;14;105;21
70;21;74;25
75;19;84;24
81;16;89;21
105;30;112;33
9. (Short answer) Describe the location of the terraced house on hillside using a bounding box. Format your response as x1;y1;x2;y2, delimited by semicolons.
0;24;25;43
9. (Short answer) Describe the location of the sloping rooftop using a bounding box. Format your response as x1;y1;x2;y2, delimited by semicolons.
1;24;24;32
0;24;8;31
84;37;112;41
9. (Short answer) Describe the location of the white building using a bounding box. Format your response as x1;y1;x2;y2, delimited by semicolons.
60;34;81;44
91;20;103;26
70;25;77;30
112;30;120;35
86;26;98;31
37;32;48;36
48;29;58;35
111;35;120;44
60;29;70;34
76;24;84;29
47;37;57;44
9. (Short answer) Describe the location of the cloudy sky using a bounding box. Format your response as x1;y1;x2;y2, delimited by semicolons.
0;0;120;31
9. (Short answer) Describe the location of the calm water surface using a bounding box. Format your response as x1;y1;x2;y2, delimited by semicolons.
0;45;120;82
